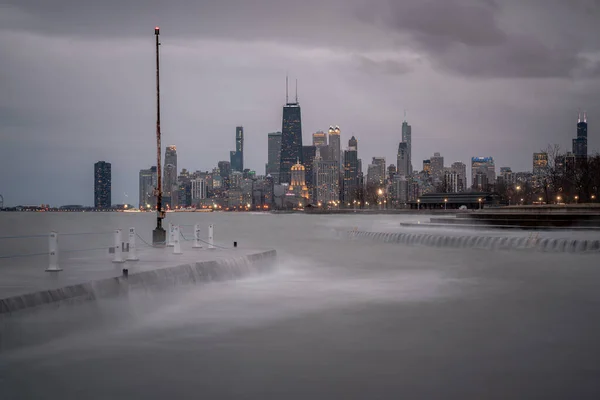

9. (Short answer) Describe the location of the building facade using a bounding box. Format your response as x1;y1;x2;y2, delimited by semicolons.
342;136;359;204
471;157;496;190
312;131;327;147
430;152;444;183
314;148;339;205
266;132;282;183
230;126;244;172
533;152;548;176
279;101;303;184
163;145;178;207
397;143;410;177
302;145;316;203
94;161;111;209
573;113;588;161
139;166;157;209
450;161;467;192
402;120;412;174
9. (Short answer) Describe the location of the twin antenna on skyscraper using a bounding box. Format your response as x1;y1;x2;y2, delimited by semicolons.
286;75;299;105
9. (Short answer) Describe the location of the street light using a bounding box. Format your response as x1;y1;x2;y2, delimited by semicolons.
478;198;482;210
152;26;166;245
417;199;420;210
574;195;579;204
444;198;448;210
556;195;562;204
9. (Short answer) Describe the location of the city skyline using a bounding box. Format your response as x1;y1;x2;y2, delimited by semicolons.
1;0;599;205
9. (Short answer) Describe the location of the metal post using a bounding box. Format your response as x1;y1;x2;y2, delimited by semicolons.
152;26;166;245
208;224;215;250
167;222;174;247
127;227;139;261
193;224;202;248
46;231;62;271
113;229;125;263
173;225;182;254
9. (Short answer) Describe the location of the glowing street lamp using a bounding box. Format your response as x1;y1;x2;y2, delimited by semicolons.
478;198;482;209
417;199;421;210
574;195;579;204
444;198;448;210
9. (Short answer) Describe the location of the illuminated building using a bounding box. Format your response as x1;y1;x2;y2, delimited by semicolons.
533;153;548;177
397;142;410;177
279;80;303;184
312;131;327;147
287;159;309;202
471;157;496;190
573;113;588;161
402;119;412;174
163;145;178;207
218;161;231;189
450;161;467;192
266;132;282;183
328;126;341;166
302;145;316;202
314;147;339;204
94;161;111;209
423;159;431;174
191;178;206;202
139;166;157;209
230;126;244;172
342;136;359;204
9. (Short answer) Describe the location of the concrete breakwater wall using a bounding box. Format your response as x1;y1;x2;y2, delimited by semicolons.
0;250;277;315
347;231;600;253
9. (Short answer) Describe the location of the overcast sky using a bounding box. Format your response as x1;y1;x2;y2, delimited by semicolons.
1;0;599;206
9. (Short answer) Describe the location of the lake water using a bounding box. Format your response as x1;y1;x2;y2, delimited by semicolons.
2;212;600;399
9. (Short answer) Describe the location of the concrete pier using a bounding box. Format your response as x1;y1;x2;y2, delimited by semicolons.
0;241;276;314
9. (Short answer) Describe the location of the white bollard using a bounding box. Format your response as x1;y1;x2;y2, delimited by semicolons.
193;224;202;248
208;224;215;250
46;231;62;271
127;227;139;261
173;225;182;254
167;222;174;246
113;229;125;263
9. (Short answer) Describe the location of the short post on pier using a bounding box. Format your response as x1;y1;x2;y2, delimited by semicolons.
193;224;202;248
167;222;174;247
112;229;125;263
127;227;139;261
208;224;215;250
173;225;182;254
46;231;62;272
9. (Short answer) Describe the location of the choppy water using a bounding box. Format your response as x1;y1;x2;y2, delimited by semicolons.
2;212;600;399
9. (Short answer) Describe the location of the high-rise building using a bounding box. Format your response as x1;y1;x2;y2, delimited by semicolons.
191;178;206;203
430;152;444;182
94;161;111;209
573;113;587;161
397;142;410;177
314;147;339;205
422;160;431;174
218;161;231;189
266;132;282;182
499;167;515;185
388;164;397;183
533;152;548;176
342;136;359;204
402;119;412;174
450;161;467;192
471;157;496;190
443;171;459;193
230;126;244;172
163;145;178;207
367;157;386;187
328;126;341;166
288;159;309;202
139;166;157;209
312;131;327;147
302;146;316;202
279;82;303;184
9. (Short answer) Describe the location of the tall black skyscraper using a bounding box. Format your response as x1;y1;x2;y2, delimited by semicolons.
94;161;111;209
230;126;244;171
279;78;303;184
266;132;282;182
573;112;588;160
342;136;359;204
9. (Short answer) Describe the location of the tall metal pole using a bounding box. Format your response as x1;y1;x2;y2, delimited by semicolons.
152;26;166;245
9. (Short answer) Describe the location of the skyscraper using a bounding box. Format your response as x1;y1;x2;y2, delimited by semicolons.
163;145;178;207
573;112;588;161
368;157;386;187
94;161;111;209
314;147;339;204
139;166;157;209
397;142;410;177
471;157;496;190
266;132;282;183
279;80;303;184
533;152;548;176
402;119;412;174
342;136;359;204
450;161;467;192
312;131;327;147
302;145;317;202
328;126;341;166
218;161;231;190
230;126;244;172
430;152;444;182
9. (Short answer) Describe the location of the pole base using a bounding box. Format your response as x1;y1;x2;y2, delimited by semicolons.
45;268;63;272
152;227;166;246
